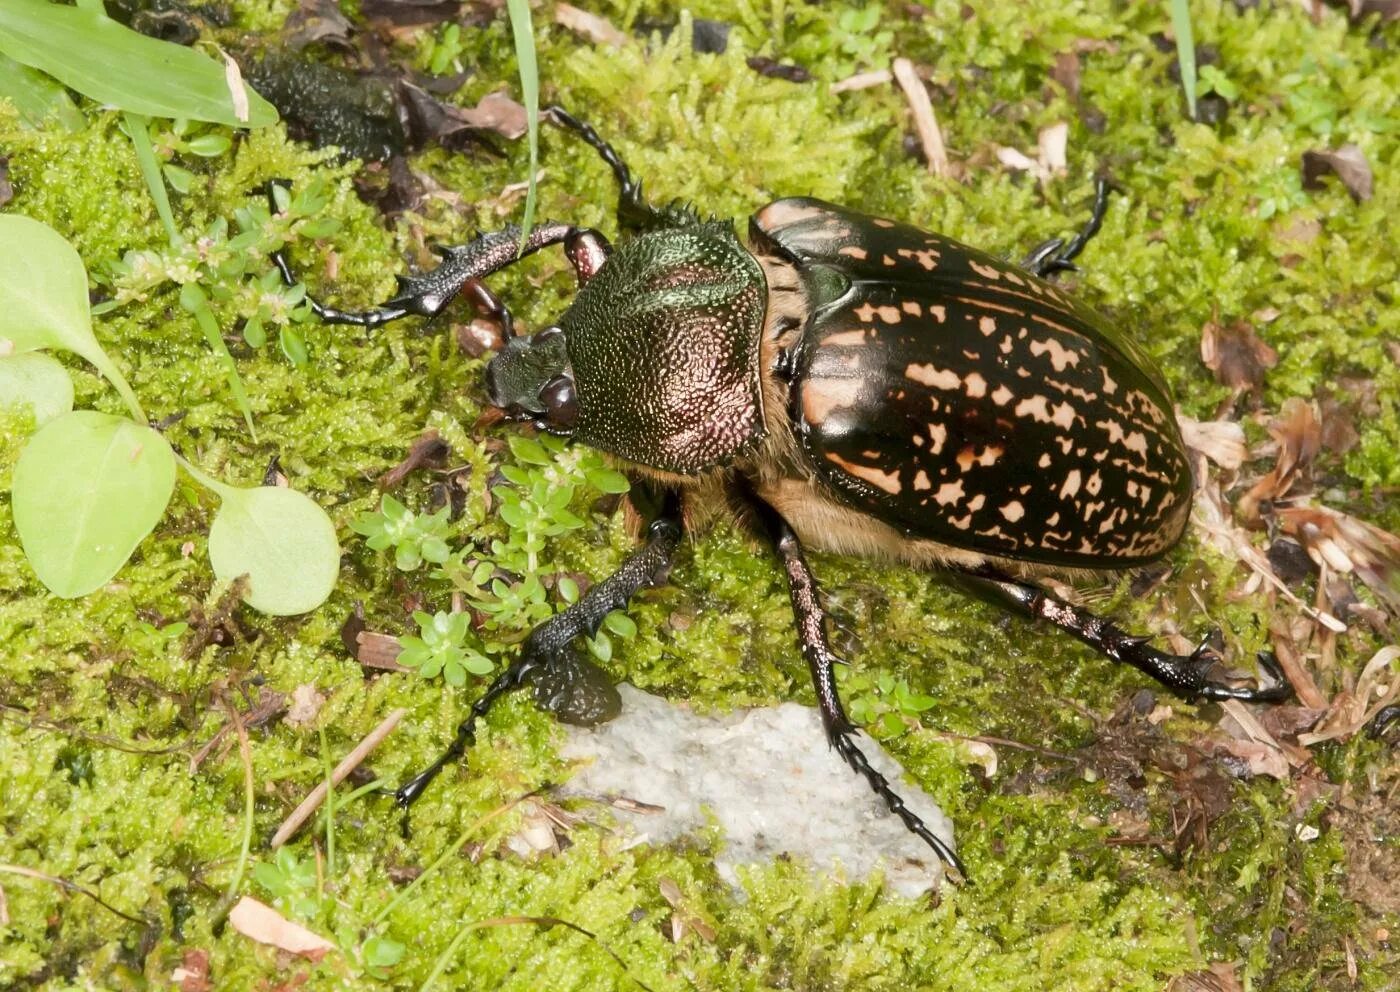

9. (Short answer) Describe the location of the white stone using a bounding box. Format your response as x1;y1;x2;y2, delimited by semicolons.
558;684;954;898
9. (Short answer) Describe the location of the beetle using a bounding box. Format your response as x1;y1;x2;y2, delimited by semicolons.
273;108;1291;879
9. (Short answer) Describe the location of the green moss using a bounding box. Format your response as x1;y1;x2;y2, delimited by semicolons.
3;1;1398;989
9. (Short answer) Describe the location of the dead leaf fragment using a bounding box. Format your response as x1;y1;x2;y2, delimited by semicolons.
360;0;460;26
171;949;212;992
228;896;336;960
1050;51;1081;99
284;684;325;727
554;3;628;47
284;0;355;50
994;122;1071;184
1302;144;1373;202
1200;318;1278;397
1178;415;1248;472
0;157;11;209
1338;0;1400;23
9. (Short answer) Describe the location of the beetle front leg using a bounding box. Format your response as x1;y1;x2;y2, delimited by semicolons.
736;482;967;879
266;181;608;331
395;485;683;809
959;565;1293;703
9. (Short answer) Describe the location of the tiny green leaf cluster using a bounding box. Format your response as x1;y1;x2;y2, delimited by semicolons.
351;494;453;571
398;610;494;685
842;668;938;739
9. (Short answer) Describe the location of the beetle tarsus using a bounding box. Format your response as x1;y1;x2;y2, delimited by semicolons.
961;566;1293;704
1022;177;1112;278
545;106;700;231
394;486;683;811
736;479;967;880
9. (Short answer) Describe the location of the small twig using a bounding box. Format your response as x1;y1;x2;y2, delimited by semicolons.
831;68;893;93
939;730;1078;763
222;698;256;908
0;864;146;926
892;57;950;178
270;709;407;848
0;879;9;926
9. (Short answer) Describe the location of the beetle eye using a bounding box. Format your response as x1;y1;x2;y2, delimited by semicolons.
539;374;578;430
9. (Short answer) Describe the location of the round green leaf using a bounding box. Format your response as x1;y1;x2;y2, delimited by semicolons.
0;352;74;426
0;214;92;358
12;411;176;597
208;485;340;616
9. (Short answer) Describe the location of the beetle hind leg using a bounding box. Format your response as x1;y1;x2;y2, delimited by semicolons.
1021;178;1112;279
736;481;967;880
958;565;1294;704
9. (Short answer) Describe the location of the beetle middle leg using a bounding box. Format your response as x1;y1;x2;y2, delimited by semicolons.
735;480;967;879
395;484;683;810
1020;178;1112;279
957;564;1293;704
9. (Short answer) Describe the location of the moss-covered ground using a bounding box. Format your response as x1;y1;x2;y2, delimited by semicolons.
2;1;1398;989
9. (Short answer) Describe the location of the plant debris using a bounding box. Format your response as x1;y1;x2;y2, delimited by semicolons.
746;56;813;83
228;897;336;959
359;0;461;27
893;58;951;178
283;0;354;52
1200;317;1278;401
553;3;627;47
0;156;11;209
1302;144;1374;202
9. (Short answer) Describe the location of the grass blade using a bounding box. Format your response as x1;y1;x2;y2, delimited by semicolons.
505;0;540;251
1169;0;1198;121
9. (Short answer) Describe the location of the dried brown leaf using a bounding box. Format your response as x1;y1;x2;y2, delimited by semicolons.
1200;318;1278;396
379;430;450;488
228;897;335;960
554;3;628;46
1237;398;1321;524
360;0;460;26
284;0;354;50
0;157;11;210
171;949;212;992
1277;504;1400;613
1298;646;1400;745
1302;144;1373;202
1178;415;1248;472
399;84;527;148
1050;51;1081;99
1345;0;1400;21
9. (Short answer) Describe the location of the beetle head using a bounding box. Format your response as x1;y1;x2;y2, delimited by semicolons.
485;325;578;433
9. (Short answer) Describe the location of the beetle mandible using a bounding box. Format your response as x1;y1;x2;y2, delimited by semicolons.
273;109;1291;879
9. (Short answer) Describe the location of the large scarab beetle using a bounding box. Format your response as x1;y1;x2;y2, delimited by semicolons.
275;109;1290;878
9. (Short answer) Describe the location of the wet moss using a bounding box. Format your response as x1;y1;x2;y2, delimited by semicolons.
2;1;1397;989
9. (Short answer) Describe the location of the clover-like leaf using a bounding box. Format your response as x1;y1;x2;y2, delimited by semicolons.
208;485;340;616
0;352;73;427
12;411;176;597
0;214;142;419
